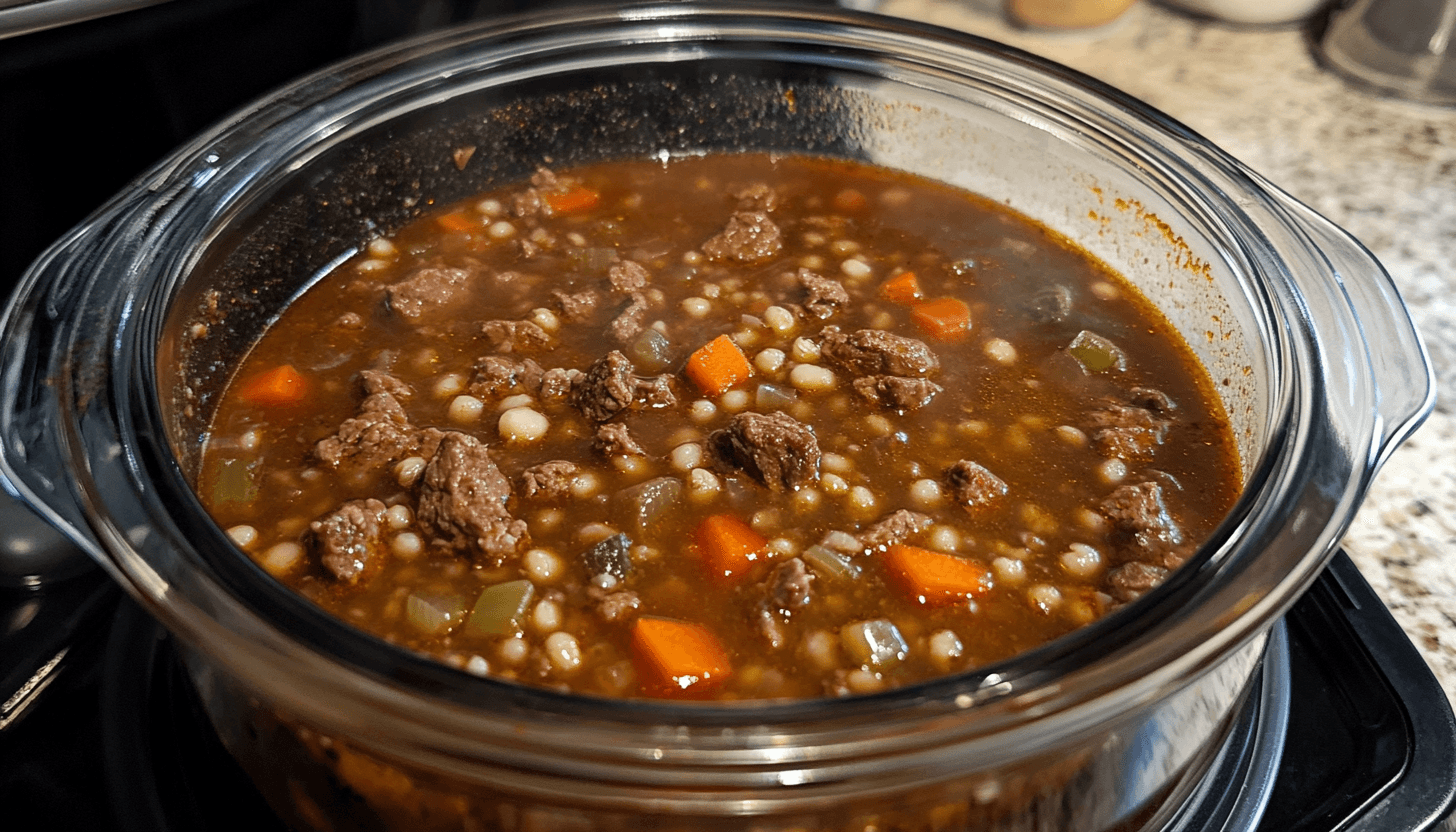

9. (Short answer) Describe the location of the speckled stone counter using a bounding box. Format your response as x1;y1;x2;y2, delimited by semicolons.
869;0;1456;705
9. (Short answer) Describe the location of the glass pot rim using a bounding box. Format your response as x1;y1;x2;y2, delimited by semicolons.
0;0;1431;784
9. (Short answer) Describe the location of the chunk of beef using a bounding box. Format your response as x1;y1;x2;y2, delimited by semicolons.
469;356;545;399
702;210;783;264
945;460;1008;510
416;431;528;564
1107;562;1170;603
387;267;472;324
819;327;939;377
537;367;583;403
481;319;551;353
519;460;579;500
359;370;412;400
1026;285;1073;323
751;557;815;649
595;422;645;457
586;584;641;623
607;292;648;346
510;167;564;218
1087;400;1170;461
550;287;600;322
311;498;389;585
315;387;421;473
608;260;650;294
571;350;676;422
797;268;849;319
858;509;934;552
1099;482;1186;565
709;411;821;491
851;375;943;411
1129;387;1176;414
733;182;778;212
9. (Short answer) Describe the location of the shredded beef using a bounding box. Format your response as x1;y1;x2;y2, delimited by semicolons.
587;585;641;622
709;411;821;491
945;460;1008;510
469;356;544;399
519;460;579;500
595;422;645;457
702;210;783;263
387;267;472;323
315;386;421;473
733;182;778;212
752;557;815;649
416;431;528;564
819;327;940;377
608;260;650;293
481;319;551;353
607;292;648;346
797;268;849;319
311;498;389;584
1099;481;1186;565
571;350;676;422
1087;398;1171;461
1107;562;1170;603
550;288;600;322
858;509;934;552
852;375;943;411
537;367;583;403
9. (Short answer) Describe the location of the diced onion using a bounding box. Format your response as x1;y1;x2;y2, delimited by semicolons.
840;619;909;669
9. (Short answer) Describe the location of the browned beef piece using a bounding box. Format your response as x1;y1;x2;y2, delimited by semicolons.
537;367;583;403
1087;402;1170;461
945;460;1008;510
311;498;389;585
416;431;528;564
702;210;783;263
752;557;815;649
733;182;778;212
858;509;934;552
519;460;579;500
608;260;650;293
819;327;940;377
1100;482;1186;564
386;267;472;323
571;350;676;422
1107;562;1170;603
851;375;943;411
511;167;563;218
359;370;412;400
469;356;544;399
709;411;821;491
607;292;648;346
797;268;849;319
480;319;551;353
1026;284;1073;323
550;287;600;322
586;584;641;623
315;387;422;473
595;422;645;457
1129;387;1176;413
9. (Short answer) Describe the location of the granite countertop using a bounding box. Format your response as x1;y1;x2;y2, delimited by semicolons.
870;0;1456;704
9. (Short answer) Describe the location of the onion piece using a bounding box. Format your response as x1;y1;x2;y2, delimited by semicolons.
801;544;861;582
841;619;909;669
406;593;469;636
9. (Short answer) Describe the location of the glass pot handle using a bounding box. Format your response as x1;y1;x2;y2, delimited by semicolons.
0;199;144;584
1267;186;1436;469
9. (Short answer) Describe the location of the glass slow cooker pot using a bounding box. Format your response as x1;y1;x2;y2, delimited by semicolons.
0;4;1434;831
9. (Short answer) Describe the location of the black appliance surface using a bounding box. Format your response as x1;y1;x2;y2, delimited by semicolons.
1;551;1452;831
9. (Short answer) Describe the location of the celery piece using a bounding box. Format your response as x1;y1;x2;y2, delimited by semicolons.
466;580;535;637
1068;330;1127;373
212;457;258;506
801;544;861;581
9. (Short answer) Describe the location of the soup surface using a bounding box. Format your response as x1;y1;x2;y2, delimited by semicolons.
199;153;1239;700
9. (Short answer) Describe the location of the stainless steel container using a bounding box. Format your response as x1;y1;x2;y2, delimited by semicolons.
0;5;1432;830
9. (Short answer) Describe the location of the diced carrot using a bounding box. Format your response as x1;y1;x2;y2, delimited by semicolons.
910;297;972;341
435;211;479;233
880;543;992;607
685;334;753;396
631;616;733;698
833;188;868;212
879;271;923;304
237;364;308;407
544;186;601;215
693;514;768;584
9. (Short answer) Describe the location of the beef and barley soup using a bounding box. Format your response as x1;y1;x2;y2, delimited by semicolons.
199;153;1240;700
